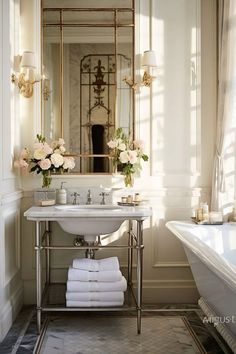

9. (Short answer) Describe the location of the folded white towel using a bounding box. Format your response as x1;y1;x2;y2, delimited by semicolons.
72;257;120;272
66;291;124;302
67;276;127;293
66;300;123;307
68;267;122;282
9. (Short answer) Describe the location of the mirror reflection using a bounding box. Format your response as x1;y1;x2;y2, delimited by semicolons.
42;1;134;173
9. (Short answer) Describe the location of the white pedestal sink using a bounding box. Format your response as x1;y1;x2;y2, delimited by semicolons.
24;204;152;243
55;205;125;242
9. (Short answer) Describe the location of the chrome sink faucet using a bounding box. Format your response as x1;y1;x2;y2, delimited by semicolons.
86;189;92;205
71;192;80;205
100;191;110;205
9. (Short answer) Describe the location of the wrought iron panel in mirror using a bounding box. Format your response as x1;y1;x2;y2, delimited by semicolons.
42;0;135;174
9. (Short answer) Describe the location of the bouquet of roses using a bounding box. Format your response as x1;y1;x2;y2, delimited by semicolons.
107;128;148;187
14;134;75;188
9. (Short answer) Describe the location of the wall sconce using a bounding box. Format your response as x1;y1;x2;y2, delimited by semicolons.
123;50;157;90
11;51;41;98
141;50;157;87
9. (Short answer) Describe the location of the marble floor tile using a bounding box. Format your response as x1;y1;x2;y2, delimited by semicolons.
0;306;233;354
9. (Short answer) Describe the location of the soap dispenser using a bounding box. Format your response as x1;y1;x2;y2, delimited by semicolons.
57;182;67;205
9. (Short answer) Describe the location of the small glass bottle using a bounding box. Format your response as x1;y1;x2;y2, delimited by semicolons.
202;202;209;222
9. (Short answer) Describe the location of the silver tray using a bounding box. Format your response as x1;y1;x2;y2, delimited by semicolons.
191;217;223;225
117;201;141;206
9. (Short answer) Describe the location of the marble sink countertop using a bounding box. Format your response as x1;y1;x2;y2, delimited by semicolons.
24;205;152;221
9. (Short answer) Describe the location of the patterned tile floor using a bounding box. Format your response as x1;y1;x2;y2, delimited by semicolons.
0;306;233;354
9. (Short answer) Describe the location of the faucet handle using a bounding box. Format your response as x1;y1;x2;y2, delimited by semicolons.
71;192;80;205
99;191;110;205
86;189;92;205
71;192;80;197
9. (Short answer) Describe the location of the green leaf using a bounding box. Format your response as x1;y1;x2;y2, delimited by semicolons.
30;165;38;172
142;154;148;161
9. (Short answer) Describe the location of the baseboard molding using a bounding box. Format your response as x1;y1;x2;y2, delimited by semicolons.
198;297;236;353
0;284;23;342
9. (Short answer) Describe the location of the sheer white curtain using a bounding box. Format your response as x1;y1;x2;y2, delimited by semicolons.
211;0;236;213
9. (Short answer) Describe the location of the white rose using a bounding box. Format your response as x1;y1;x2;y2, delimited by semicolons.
119;151;129;164
59;145;66;153
51;153;64;168
107;140;118;149
63;157;75;170
58;138;65;146
38;158;51;170
51;140;58;149
34;149;47;160
118;143;126;151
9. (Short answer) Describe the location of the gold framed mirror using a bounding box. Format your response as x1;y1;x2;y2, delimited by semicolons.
41;0;135;174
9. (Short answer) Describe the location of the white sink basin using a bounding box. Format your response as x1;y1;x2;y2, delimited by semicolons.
55;204;125;241
24;204;152;243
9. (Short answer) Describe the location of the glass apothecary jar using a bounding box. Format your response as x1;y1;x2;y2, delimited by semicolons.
34;188;56;206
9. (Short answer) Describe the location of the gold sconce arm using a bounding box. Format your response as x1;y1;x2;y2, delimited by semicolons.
11;72;41;98
122;76;138;91
123;70;156;91
142;70;155;87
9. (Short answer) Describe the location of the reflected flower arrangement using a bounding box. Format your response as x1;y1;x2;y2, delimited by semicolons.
107;128;148;187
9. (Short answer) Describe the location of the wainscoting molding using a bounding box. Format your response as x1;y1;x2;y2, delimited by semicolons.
2;208;21;287
0;284;23;342
0;190;23;205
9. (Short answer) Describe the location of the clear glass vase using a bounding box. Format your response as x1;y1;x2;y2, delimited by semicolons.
124;173;134;188
42;170;52;189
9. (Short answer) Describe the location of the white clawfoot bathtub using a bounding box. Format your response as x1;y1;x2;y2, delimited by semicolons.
166;221;236;353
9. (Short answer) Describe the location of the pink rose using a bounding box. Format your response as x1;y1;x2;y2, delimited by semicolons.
38;158;51;170
42;142;53;155
133;140;144;150
128;150;138;164
34;142;43;150
20;148;29;160
14;159;29;169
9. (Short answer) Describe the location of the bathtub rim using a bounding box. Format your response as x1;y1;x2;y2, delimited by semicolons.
166;220;236;294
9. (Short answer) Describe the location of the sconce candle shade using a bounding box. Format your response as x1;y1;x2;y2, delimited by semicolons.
142;50;157;67
21;51;36;69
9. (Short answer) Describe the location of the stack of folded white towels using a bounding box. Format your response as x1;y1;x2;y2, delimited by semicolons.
66;256;127;307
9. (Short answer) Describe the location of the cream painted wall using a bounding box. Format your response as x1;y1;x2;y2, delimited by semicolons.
0;0;23;342
20;0;217;304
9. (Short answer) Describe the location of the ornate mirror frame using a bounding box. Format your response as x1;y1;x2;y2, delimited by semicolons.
41;0;135;174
